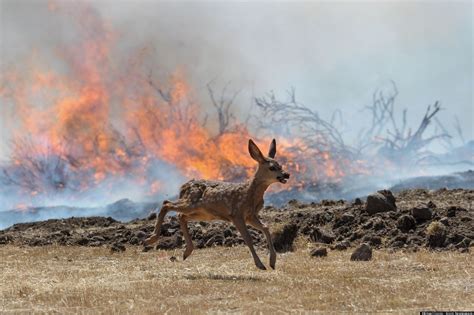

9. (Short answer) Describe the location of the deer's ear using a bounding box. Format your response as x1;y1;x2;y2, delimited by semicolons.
248;139;265;163
268;138;276;158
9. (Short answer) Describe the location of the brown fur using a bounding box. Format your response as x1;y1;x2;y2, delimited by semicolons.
144;139;290;270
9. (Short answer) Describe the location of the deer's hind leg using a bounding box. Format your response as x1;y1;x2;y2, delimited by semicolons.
144;200;172;246
178;214;194;260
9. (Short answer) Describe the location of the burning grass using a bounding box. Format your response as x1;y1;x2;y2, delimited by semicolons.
1;245;472;313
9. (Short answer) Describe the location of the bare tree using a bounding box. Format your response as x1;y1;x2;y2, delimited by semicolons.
255;88;351;157
206;81;240;135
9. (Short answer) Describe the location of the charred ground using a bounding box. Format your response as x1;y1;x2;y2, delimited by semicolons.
1;188;472;254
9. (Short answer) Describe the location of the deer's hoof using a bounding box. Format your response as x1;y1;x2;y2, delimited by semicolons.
256;263;267;270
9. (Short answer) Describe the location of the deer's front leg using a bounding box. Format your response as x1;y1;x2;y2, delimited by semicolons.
248;216;276;269
232;216;266;270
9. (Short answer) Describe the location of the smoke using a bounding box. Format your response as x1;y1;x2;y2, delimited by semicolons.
0;0;472;222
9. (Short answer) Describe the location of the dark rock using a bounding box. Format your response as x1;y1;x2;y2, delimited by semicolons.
205;234;224;247
142;245;153;252
362;235;382;246
129;237;140;245
272;223;298;253
460;216;472;222
147;212;157;220
447;207;456;217
350;243;372;261
310;247;328;257
411;206;432;221
157;235;182;250
110;242;126;252
76;238;90;246
395;234;408;242
311;227;336;244
366;190;396;214
426;222;447;248
397;215;416;232
349;230;364;242
427;201;437;209
91;236;105;242
223;228;233;238
333;240;350;250
135;231;147;239
0;235;12;244
353;198;363;205
439;217;449;226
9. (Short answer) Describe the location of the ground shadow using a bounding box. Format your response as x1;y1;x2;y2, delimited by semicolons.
184;273;264;282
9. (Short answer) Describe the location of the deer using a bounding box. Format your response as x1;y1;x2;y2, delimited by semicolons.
144;138;290;270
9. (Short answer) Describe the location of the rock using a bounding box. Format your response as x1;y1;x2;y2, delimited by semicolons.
335;213;355;227
129;237;140;245
427;201;436;209
135;231;147;239
411;206;432;221
142;245;153;252
223;228;233;238
426;222;447;248
353;198;363;206
311;227;336;244
76;238;90;246
147;212;157;220
397;215;416;232
333;240;350;250
310;247;328;257
272;223;298;253
350;243;372;261
366;190;396;214
204;234;224;247
0;235;12;244
110;242;125;253
157;235;182;250
362;235;382;246
439;217;449;226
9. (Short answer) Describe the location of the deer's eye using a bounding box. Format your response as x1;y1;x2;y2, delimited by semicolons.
269;166;277;171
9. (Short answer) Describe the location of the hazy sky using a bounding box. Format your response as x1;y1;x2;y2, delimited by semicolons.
1;0;473;157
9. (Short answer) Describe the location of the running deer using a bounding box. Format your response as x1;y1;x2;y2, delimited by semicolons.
144;139;290;270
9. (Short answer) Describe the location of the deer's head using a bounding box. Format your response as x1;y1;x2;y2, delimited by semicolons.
248;139;290;184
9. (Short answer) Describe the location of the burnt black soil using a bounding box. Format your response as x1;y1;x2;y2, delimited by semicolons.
1;188;472;253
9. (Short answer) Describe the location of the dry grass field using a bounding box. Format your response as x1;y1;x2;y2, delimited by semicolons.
1;245;473;314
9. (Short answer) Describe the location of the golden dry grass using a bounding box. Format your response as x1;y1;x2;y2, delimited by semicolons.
1;245;473;314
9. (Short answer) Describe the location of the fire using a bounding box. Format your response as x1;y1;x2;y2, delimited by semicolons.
0;2;365;208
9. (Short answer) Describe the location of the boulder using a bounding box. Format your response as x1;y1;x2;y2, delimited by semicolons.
350;243;372;261
411;205;432;221
397;215;416;232
311;227;336;244
272;223;298;253
366;190;396;214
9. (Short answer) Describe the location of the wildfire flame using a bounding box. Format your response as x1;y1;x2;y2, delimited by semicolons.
0;2;367;208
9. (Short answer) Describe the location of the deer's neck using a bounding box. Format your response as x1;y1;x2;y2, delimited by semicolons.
247;176;270;209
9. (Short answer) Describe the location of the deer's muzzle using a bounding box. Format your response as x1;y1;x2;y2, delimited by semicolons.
277;172;290;184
